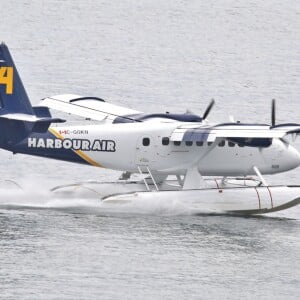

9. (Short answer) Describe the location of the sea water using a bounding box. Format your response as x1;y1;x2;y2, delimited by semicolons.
0;1;299;299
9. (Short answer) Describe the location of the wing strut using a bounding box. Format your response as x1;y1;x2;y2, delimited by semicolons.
253;166;268;186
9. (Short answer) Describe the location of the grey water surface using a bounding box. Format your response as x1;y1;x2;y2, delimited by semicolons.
0;1;299;299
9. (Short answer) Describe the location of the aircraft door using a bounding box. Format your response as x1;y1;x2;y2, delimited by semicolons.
136;135;156;166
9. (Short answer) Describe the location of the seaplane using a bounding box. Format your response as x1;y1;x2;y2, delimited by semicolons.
1;42;300;215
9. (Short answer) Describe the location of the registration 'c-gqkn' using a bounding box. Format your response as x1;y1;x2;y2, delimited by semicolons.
1;43;300;215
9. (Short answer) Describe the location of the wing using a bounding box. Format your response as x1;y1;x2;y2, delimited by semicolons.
40;94;142;122
170;123;300;145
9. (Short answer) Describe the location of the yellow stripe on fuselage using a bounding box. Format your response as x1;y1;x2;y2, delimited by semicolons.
48;128;103;168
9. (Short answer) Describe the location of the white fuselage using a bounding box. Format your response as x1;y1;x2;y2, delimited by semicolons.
47;121;300;176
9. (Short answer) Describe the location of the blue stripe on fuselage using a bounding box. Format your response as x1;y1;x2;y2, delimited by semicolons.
6;130;88;165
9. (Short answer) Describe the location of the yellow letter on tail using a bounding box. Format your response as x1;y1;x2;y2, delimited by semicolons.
0;67;14;94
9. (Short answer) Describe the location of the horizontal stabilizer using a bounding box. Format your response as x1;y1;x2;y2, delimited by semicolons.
0;112;65;123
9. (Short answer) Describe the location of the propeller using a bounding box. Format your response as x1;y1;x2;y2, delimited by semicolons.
202;99;215;120
229;115;235;123
271;98;276;127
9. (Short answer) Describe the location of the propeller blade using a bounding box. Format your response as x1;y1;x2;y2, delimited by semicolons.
203;99;215;120
229;115;235;123
271;99;276;127
185;109;194;114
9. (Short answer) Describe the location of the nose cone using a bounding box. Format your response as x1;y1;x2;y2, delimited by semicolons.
285;144;300;171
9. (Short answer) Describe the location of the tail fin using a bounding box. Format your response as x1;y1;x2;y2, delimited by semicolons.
0;42;34;115
0;42;64;148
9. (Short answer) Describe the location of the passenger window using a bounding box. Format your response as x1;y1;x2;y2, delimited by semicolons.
185;141;193;146
196;141;203;146
238;143;245;147
207;142;213;146
228;141;235;147
162;137;169;145
218;140;225;147
174;141;181;146
143;138;150;146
